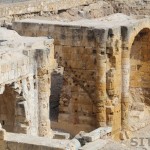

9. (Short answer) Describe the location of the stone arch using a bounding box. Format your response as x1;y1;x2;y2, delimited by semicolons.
130;28;150;104
128;21;150;49
0;84;29;133
121;26;150;131
0;85;16;132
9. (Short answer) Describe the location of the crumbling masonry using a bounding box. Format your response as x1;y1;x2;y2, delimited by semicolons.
13;13;150;139
0;28;54;137
1;0;150;149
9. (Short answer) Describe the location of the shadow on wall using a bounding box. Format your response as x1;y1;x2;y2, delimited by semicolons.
50;68;64;122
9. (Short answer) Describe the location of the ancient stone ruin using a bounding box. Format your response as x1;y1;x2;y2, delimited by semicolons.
0;0;150;150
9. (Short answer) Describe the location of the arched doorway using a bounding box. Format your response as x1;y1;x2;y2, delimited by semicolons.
0;85;16;132
0;84;28;133
129;28;150;129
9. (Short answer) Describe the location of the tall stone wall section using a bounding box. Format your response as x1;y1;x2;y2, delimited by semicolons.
13;22;123;137
13;23;99;132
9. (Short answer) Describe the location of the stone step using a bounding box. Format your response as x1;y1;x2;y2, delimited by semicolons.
79;139;108;150
83;127;112;142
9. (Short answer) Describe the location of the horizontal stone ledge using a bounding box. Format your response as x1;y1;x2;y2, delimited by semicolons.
83;127;112;142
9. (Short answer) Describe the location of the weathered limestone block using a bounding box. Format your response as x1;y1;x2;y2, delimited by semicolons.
83;127;112;142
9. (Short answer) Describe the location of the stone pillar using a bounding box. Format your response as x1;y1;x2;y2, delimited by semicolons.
96;54;107;127
95;29;107;127
121;46;130;131
36;49;53;137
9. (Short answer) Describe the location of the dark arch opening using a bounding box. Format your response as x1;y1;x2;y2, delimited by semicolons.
129;28;150;129
0;84;28;133
0;85;16;132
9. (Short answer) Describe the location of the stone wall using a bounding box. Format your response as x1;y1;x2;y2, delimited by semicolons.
13;22;100;133
0;128;76;150
0;0;101;17
0;46;38;135
12;19;123;137
0;28;55;137
13;14;150;139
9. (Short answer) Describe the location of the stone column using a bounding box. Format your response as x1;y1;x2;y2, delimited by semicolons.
96;54;107;127
121;46;130;131
95;29;107;127
36;49;53;137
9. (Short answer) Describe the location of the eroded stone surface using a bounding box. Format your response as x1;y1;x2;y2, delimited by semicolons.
1;1;150;150
0;27;54;137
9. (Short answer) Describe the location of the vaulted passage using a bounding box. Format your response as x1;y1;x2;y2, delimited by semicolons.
0;85;28;133
129;28;150;127
0;85;16;132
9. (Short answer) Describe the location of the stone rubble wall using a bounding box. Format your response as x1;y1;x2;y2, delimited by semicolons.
2;0;150;19
0;0;101;17
1;0;150;25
